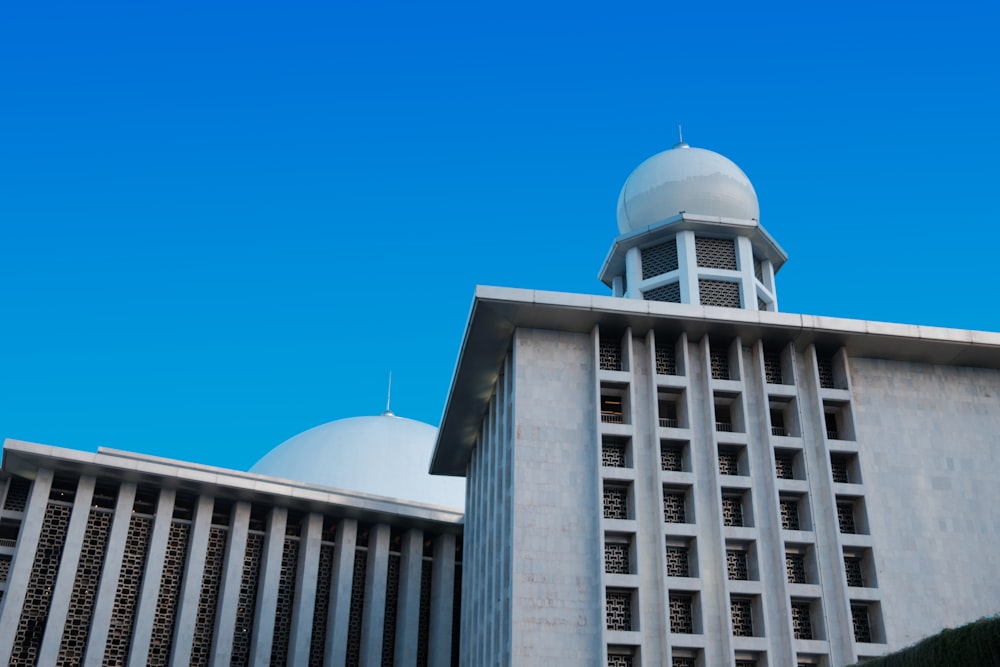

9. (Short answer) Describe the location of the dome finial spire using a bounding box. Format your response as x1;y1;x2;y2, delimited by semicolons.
673;124;689;149
383;371;394;417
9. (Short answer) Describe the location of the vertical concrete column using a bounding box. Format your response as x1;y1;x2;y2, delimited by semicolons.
288;512;323;665
210;500;251;667
428;533;456;667
170;494;215;667
324;518;358;667
35;475;97;664
736;236;757;309
83;481;138;667
624;246;642;298
0;467;54;662
393;528;424;666
127;487;177;667
249;506;287;667
676;230;698;304
359;522;390;667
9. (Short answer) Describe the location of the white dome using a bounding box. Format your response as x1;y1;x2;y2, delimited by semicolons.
250;415;465;509
616;144;759;234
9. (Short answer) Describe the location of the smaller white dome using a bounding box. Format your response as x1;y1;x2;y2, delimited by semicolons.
617;144;759;233
250;415;464;509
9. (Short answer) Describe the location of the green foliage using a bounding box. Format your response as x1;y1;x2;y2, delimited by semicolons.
846;615;1000;667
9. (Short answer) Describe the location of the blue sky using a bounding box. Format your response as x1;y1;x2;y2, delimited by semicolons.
2;1;998;471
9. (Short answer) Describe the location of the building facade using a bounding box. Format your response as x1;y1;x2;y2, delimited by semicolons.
2;141;999;667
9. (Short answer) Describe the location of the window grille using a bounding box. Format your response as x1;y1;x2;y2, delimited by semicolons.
754;259;764;281
719;451;740;475
831;455;850;483
608;655;633;667
13;503;72;664
641;239;679;279
774;452;795;479
699;279;741;308
673;659;695;667
0;555;10;583
2;476;31;511
231;532;265;666
722;496;744;527
661;443;684;472
669;594;694;633
191;527;227;667
604;485;629;520
146;521;191;666
763;352;783;384
380;553;401;667
786;553;807;584
852;605;873;643
309;543;336;666
600;338;623;371
817;357;835;388
645;282;682;303
710;347;730;379
103;514;154;666
273;538;301;667
666;545;689;577
837;502;857;534
345;548;368;665
727;550;749;580
606;591;632;631
602;439;628;468
695;237;737;269
792;602;813;640
844;556;865;587
731;597;754;636
605;542;630;574
736;662;757;667
656;343;677;375
664;492;686;523
780;499;800;530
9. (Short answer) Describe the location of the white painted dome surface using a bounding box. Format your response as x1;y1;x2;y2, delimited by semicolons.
250;415;465;509
617;145;759;234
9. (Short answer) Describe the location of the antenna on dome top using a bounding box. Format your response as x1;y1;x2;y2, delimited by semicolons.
383;372;394;417
674;124;690;149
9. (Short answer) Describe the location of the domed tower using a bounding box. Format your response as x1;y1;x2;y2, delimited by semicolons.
599;141;787;311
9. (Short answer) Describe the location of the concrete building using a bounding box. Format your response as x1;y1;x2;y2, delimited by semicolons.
2;141;999;666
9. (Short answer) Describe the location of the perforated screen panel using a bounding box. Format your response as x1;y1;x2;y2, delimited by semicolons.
696;237;737;269
644;282;681;303
641;240;679;279
699;280;741;308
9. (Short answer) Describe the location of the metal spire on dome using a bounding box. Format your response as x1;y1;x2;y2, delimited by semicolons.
383;371;394;416
673;124;690;149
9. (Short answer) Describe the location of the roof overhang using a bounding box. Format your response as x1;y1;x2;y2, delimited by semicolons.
2;439;463;531
598;213;788;287
430;285;1000;476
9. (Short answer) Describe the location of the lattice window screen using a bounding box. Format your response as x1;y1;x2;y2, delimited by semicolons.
102;514;154;666
190;526;227;667
817;357;835;388
231;532;265;667
346;548;368;667
271;537;300;667
3;476;31;511
710;347;730;379
763;353;783;384
604;542;630;574
780;499;800;530
722;496;744;527
661;444;683;472
666;546;689;577
695;237;737;269
146;521;191;666
669;594;694;633
603;486;628;520
641;240;679;279
655;343;677;375
699;279;741;307
309;543;336;666
644;282;681;303
605;591;632;631
56;509;112;663
602;440;627;468
416;558;433;667
11;503;72;666
852;605;872;643
663;492;686;523
786;553;807;584
837;503;857;534
774;453;795;479
844;556;864;587
599;339;623;371
731;597;754;636
379;553;401;666
727;550;749;580
719;451;740;475
792;602;813;639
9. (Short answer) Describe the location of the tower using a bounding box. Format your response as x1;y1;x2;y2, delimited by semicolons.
600;142;785;311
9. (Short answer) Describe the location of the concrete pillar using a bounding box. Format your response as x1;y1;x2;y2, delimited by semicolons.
170;494;215;667
249;506;287;667
82;482;138;666
394;528;424;666
210;500;251;667
0;467;54;663
324;518;357;667
127;487;177;667
677;230;698;304
288;513;323;665
428;533;456;667
360;523;390;667
624;246;642;299
35;475;96;664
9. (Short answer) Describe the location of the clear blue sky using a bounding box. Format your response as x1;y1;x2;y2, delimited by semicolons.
2;1;998;471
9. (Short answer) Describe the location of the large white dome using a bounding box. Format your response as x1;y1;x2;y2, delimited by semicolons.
250;415;465;509
616;144;759;234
